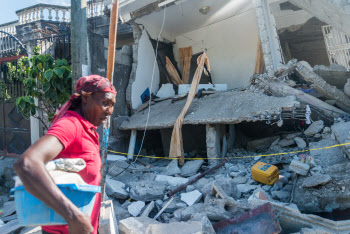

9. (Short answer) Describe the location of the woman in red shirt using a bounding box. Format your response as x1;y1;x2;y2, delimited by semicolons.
14;75;117;234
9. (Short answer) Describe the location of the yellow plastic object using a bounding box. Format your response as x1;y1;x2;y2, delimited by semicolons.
251;162;279;185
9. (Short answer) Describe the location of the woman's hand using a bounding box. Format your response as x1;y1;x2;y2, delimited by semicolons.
68;212;94;234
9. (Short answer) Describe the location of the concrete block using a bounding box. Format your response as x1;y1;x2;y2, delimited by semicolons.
106;178;129;199
145;221;203;234
119;217;160;234
237;184;258;193
164;159;182;176
181;190;203;206
128;180;166;201
156;83;175;98
181;160;204;177
128;201;145;217
289;160;310;176
302;174;331;188
155;175;189;187
99;200;119;234
278;138;295;147
190;213;215;234
294;137;307;149
304;120;324;136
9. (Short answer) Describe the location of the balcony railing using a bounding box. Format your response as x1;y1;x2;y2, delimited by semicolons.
0;21;19;35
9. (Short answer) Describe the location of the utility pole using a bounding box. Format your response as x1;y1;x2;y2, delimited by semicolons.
71;0;89;87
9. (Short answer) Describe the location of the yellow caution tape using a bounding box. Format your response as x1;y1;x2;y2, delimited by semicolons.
107;142;350;161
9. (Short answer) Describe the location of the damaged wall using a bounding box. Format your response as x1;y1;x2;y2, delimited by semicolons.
173;8;259;89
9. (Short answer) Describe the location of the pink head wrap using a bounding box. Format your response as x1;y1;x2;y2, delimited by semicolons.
52;75;117;124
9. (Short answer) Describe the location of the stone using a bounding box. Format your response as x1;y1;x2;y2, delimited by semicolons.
180;190;203;206
141;201;155;217
271;191;290;202
204;197;232;221
247;136;279;151
294;137;307;149
128;180;166;201
323;127;331;134
302;174;331;188
106;178;129;199
173;203;205;221
194;178;211;190
145;221;202;234
232;176;247;184
156;83;175;98
262;185;272;192
164;159;182;176
155;175;189;187
186;185;196;193
190;213;215;234
127;201;145;217
201;177;241;199
237;184;258;193
181;160;204;177
119;217;159;234
304;120;324;136
285;133;301;140
278;139;295;147
289;160;310;176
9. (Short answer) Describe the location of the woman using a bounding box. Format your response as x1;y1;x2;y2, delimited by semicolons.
14;75;117;234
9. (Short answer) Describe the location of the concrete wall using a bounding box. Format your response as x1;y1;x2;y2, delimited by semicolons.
131;29;160;109
173;9;259;89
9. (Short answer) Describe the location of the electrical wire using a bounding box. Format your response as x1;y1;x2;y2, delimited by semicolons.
113;5;167;177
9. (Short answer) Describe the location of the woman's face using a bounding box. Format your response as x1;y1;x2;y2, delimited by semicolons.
82;91;116;126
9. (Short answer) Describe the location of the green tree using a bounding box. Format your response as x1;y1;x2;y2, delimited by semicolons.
7;46;72;130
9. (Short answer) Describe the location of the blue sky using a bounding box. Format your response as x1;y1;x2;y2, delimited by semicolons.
1;0;70;25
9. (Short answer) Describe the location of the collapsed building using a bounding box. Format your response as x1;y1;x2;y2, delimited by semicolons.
1;0;350;233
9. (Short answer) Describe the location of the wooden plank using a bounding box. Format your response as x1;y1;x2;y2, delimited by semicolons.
254;38;264;74
179;47;192;84
169;52;208;165
166;57;183;86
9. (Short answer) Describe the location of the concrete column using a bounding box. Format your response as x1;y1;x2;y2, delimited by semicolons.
255;0;283;77
71;0;90;86
206;124;225;166
127;129;137;160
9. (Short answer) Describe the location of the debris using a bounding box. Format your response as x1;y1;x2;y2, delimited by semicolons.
99;200;119;234
145;221;202;234
156;84;175;99
232;176;248;184
289;160;310;176
331;121;350;158
278;138;295;147
155;175;189;187
164;159;182;176
154;197;175;220
128;201;145;217
302;174;331;188
190;213;215;234
237;184;258;193
304;120;324;136
345;79;350;97
119;217;160;234
181;160;204;177
128;180;166;201
0;219;21;234
180;190;203;206
141;201;155;218
271;191;291;202
212;203;281;234
294;137;307;149
313;64;350;89
201;177;241;199
247;136;279;151
106;178;129;199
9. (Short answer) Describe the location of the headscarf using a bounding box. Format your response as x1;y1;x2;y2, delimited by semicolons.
52;75;117;124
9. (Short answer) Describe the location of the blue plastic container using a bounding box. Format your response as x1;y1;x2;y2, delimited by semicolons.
11;184;100;226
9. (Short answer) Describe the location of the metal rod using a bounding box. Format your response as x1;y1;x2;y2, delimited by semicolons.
166;159;228;197
153;196;175;220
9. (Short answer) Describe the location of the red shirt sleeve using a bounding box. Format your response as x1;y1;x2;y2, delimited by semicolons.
46;118;78;149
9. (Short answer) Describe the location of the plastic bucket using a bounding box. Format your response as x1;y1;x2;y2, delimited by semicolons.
11;184;100;226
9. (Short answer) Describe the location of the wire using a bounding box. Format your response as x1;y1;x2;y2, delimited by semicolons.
113;5;167;177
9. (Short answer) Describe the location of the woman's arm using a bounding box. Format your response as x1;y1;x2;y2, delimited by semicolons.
13;135;93;234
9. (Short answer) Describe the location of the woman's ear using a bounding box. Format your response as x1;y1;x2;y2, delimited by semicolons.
81;93;90;104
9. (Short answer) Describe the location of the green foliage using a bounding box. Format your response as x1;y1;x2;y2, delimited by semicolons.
7;46;72;127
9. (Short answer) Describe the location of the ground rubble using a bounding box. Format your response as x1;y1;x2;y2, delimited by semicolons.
98;119;350;233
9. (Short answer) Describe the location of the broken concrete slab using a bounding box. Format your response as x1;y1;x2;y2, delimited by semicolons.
304;120;324;136
278;138;295;147
164;159;182;176
173;203;205;221
120;91;299;130
180;190;203;206
128;201;145;217
247;136;279;151
155;175;189;187
190;213;215;234
119;217;160;234
295;61;350;112
141;201;155;218
156;83;175;99
145;221;203;234
232;176;247;184
99;200;119;234
294;137;307;149
106;178;129;199
271;191;291;202
204;197;233;221
181;160;204;177
331;121;350;158
237;184;258;193
201;177;241;199
313;64;350;89
302;174;331;188
128;180;166;201
309;139;345;167
289;160;310;176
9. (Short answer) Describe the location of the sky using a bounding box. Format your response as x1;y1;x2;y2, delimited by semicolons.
1;0;70;25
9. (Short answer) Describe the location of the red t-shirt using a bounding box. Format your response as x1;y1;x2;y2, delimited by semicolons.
41;111;102;234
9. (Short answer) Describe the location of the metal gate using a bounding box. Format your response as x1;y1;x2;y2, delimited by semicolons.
322;25;350;69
